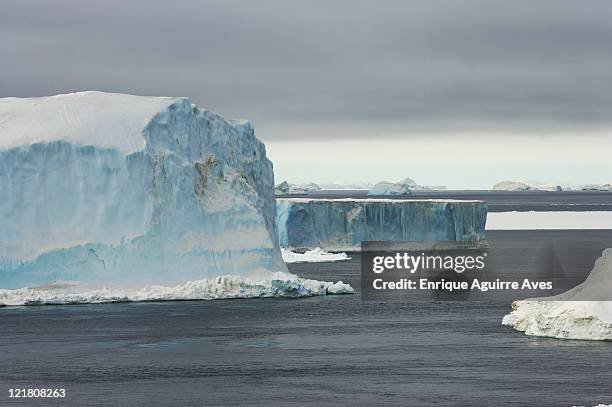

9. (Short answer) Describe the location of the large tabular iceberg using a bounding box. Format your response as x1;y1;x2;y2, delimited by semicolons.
0;92;352;303
502;248;612;341
276;198;487;250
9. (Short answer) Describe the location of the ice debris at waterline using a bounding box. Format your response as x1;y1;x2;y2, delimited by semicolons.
0;92;288;288
502;248;612;341
276;198;487;251
281;248;351;263
0;272;354;306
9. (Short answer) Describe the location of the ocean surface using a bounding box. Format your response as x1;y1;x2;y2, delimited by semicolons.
1;230;612;406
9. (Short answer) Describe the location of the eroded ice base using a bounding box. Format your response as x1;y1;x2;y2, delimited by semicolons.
0;271;353;306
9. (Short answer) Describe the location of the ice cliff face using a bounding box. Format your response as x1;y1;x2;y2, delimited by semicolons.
502;248;612;341
276;198;487;250
0;92;287;289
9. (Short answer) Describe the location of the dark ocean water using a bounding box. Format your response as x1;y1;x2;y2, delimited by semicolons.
1;231;612;406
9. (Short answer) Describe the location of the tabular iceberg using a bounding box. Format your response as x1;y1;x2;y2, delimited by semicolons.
502;248;612;341
0;92;352;302
276;198;487;250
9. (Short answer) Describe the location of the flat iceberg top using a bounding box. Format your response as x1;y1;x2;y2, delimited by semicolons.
277;198;484;203
0;91;181;154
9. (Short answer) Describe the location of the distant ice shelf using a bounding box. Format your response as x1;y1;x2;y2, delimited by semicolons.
491;180;612;192
276;198;487;250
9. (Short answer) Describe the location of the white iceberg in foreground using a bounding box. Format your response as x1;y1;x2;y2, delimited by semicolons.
0;270;354;306
281;248;351;263
502;248;612;340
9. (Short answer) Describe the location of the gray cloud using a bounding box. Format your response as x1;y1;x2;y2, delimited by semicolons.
1;0;611;140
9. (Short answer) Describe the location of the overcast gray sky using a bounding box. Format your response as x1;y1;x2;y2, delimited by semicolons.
1;0;611;187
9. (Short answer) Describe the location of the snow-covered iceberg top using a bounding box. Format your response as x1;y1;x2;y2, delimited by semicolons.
502;248;612;341
0;92;179;154
281;248;351;263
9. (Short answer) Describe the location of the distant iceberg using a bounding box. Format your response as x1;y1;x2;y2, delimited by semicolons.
367;178;446;196
277;198;487;250
502;248;612;340
0;92;351;300
275;180;321;195
281;247;351;263
491;181;537;191
579;184;612;191
368;178;414;196
318;181;373;190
